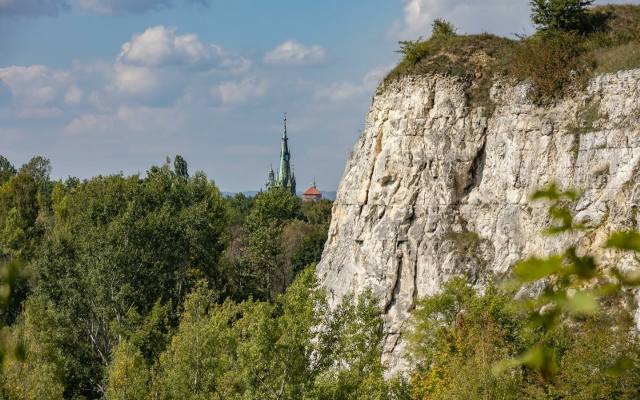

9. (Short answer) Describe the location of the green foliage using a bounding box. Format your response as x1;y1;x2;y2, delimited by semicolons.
312;289;396;400
1;297;66;400
151;267;400;400
301;198;332;226
494;182;640;387
431;19;456;37
511;30;595;100
105;341;149;400
390;33;515;111
568;98;606;135
225;192;255;226
407;183;640;399
408;279;527;400
244;188;303;299
28;161;228;396
173;155;188;180
0;156;54;325
0;156;16;186
530;0;595;33
0;155;335;398
408;279;640;399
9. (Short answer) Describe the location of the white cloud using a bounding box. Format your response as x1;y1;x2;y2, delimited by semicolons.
112;62;161;97
264;40;327;66
0;65;75;118
0;0;69;17
64;104;185;136
316;65;392;102
315;82;364;102
118;25;249;72
213;77;268;106
393;0;532;39
64;85;84;105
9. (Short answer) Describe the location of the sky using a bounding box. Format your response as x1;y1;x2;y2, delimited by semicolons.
1;0;638;192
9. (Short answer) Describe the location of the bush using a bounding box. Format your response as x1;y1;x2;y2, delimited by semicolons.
387;5;640;104
530;0;594;33
510;30;595;100
432;19;456;37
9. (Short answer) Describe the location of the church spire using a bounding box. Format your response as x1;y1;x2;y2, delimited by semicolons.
277;113;293;194
266;113;296;196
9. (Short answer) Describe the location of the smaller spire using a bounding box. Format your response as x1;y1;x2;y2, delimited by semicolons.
312;177;316;188
283;112;287;139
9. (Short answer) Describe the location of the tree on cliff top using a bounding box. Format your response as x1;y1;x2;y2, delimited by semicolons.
531;0;594;32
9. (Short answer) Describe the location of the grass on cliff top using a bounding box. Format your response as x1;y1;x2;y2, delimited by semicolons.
384;4;640;104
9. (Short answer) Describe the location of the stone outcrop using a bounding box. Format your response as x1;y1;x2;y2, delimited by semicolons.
316;70;640;374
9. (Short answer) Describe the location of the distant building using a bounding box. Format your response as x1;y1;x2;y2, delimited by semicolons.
302;180;322;202
266;114;296;196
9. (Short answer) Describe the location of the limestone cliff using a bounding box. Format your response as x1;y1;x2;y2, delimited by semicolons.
317;70;640;374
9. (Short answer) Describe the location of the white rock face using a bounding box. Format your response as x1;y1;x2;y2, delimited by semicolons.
317;70;640;374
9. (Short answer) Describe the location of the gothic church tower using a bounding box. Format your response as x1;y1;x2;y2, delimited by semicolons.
266;114;296;195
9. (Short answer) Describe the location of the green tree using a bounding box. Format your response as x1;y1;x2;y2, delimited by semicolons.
0;156;54;325
152;267;401;400
1;297;66;400
0;155;16;186
530;0;594;32
407;279;530;400
301;199;333;226
244;187;302;299
31;162;228;397
152;282;242;399
312;290;395;400
173;155;188;180
105;341;150;400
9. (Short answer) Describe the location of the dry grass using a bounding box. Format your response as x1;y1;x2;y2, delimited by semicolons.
384;34;515;111
594;41;640;74
385;4;640;106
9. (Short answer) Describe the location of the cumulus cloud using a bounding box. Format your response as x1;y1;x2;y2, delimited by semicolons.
264;40;327;66
64;85;84;105
213;77;268;106
0;25;253;117
0;65;75;118
393;0;532;39
118;26;249;72
111;63;162;97
64;104;185;136
0;0;69;17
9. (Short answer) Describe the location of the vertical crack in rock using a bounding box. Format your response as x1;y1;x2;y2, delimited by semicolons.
384;243;403;314
363;132;382;206
463;138;487;196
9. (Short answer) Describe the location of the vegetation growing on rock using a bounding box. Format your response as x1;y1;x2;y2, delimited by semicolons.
386;4;640;103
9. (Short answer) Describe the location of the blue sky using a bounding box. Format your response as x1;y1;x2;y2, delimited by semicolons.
1;0;637;192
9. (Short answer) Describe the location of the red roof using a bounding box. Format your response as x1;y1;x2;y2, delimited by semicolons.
303;186;321;196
